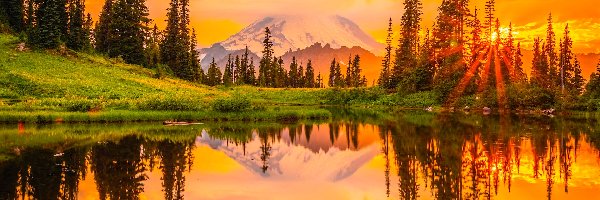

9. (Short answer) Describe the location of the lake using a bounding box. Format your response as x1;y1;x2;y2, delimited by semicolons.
1;111;599;200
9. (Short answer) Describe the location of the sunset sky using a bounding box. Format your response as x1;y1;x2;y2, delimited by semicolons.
85;0;600;53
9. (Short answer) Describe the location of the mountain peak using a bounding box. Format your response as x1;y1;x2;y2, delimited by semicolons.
218;15;383;57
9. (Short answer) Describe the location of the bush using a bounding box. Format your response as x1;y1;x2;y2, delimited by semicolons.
211;96;251;112
397;91;440;108
508;84;555;109
65;99;103;112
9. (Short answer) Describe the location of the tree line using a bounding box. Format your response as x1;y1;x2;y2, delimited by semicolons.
376;0;598;108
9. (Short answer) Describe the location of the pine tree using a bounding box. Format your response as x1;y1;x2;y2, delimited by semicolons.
190;29;202;82
95;0;114;53
484;0;495;40
1;0;25;32
572;57;584;95
328;58;336;87
378;18;393;89
109;0;150;65
584;60;600;99
33;0;68;48
414;29;435;91
531;38;549;87
316;73;323;88
546;13;559;87
161;0;194;80
470;7;482;63
248;57;256;85
305;60;315;88
66;0;88;50
391;0;422;87
559;24;574;92
289;57;298;87
258;27;274;87
334;62;344;87
345;56;353;87
145;24;161;68
513;42;527;83
206;58;222;86
352;55;362;87
223;55;234;86
297;63;305;87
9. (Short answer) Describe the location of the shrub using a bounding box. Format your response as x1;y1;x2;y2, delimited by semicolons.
397;91;440;108
211;96;251;112
65;99;103;112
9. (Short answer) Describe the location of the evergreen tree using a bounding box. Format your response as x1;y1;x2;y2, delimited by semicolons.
316;73;323;88
328;58;336;87
33;0;68;48
223;55;234;86
334;62;344;87
513;42;527;83
470;8;482;63
247;57;256;85
391;0;422;87
66;0;88;50
109;0;150;65
352;55;362;87
289;57;298;87
233;55;241;84
572;57;584;95
258;27;274;87
305;60;315;88
484;0;495;40
559;24;574;92
414;29;435;91
1;0;25;32
432;0;470;97
297;63;305;87
95;0;114;53
206;58;222;86
546;13;559;87
190;29;202;82
378;18;393;89
273;57;286;88
161;0;194;80
584;60;600;99
531;37;548;87
145;24;161;68
345;56;353;87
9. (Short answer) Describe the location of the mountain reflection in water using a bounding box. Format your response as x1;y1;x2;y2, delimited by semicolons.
1;113;599;200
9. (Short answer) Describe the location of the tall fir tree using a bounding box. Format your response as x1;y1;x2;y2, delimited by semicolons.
572;57;584;95
109;0;150;65
513;42;527;83
66;0;89;50
160;0;195;80
328;58;337;87
484;0;495;40
95;0;114;53
258;27;274;87
297;62;305;87
305;60;315;88
289;57;299;87
559;24;574;92
145;24;161;69
223;55;234;86
531;37;549;87
345;56;353;87
205;58;222;86
189;29;202;82
316;73;323;88
391;0;422;87
33;0;68;48
351;55;362;87
1;0;25;32
378;18;393;89
584;60;600;99
545;13;559;88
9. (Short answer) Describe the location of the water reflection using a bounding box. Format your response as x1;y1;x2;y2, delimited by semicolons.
0;114;599;199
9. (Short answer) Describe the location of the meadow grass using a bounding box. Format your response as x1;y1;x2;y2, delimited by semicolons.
0;33;444;123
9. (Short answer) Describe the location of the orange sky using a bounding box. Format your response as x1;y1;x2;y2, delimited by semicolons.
85;0;600;53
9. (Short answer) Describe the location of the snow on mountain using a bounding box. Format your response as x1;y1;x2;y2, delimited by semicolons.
200;15;383;67
196;130;379;181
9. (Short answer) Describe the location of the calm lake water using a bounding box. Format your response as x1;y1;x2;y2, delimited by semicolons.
1;112;600;200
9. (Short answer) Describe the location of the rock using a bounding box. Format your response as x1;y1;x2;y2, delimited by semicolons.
542;108;555;115
425;106;433;112
464;106;470;111
483;107;491;115
15;43;27;52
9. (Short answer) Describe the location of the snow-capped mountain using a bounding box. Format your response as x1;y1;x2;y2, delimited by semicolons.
200;15;383;68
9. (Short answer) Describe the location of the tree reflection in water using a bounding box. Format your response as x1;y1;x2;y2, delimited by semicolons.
0;113;599;199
